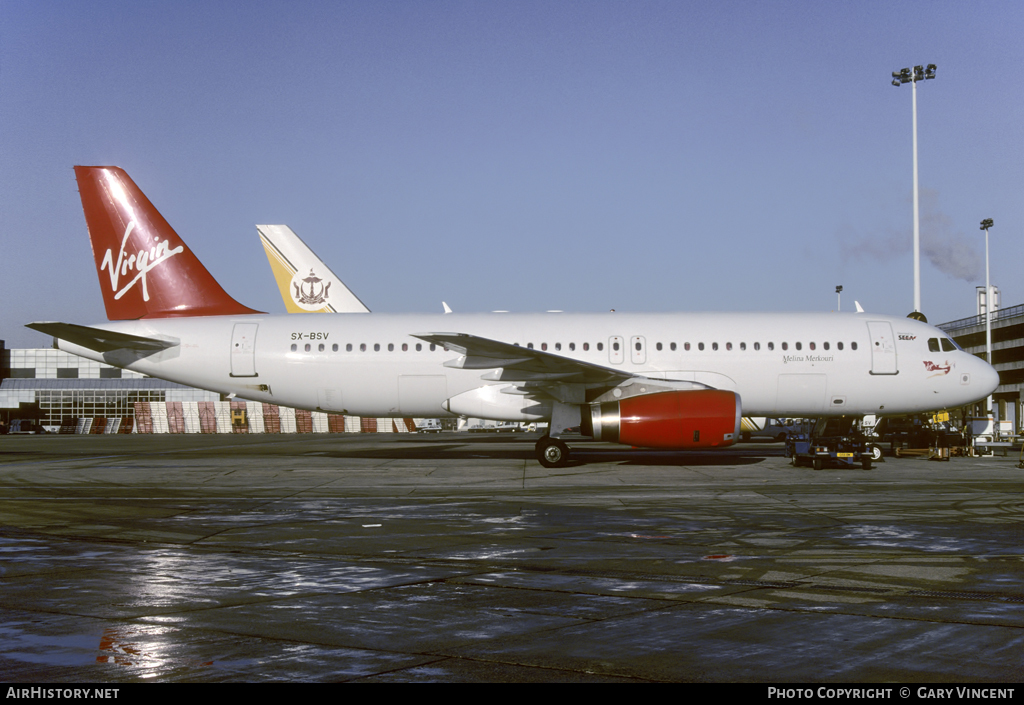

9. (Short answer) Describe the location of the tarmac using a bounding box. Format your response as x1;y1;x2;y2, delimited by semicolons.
0;432;1022;683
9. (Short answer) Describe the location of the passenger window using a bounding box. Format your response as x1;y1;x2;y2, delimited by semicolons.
416;343;422;351
782;342;788;351
583;343;589;351
332;344;338;352
671;342;677;351
851;342;858;350
809;342;815;351
795;342;801;351
388;343;394;351
402;343;408;351
305;344;311;352
753;342;760;351
569;343;575;351
739;342;745;350
712;343;719;351
698;343;705;351
290;344;297;352
823;342;829;350
541;343;547;351
597;343;604;351
768;342;774;351
555;343;561;351
656;342;663;351
374;344;380;352
837;342;843;350
928;338;940;352
318;343;325;352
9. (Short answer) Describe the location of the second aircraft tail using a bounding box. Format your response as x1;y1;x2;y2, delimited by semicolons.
257;224;370;313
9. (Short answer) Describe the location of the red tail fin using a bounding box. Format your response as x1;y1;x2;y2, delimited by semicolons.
75;166;262;320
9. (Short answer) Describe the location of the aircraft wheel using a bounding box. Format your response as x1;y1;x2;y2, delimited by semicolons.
869;444;883;462
537;438;570;468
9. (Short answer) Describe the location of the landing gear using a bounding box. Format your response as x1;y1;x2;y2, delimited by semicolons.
869;444;883;462
536;437;570;468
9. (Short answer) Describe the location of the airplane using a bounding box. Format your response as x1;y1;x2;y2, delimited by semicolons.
28;166;999;468
257;224;370;313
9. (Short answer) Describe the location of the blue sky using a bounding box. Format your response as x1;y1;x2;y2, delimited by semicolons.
2;1;1022;348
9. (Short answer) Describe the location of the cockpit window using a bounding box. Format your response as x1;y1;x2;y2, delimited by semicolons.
928;338;940;352
941;337;960;352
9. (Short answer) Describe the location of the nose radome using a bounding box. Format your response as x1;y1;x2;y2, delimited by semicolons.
979;359;1000;395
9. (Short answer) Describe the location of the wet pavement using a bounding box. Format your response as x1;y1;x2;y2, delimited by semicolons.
0;433;1022;682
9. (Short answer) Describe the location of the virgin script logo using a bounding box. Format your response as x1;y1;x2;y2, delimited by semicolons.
923;360;953;377
100;221;184;301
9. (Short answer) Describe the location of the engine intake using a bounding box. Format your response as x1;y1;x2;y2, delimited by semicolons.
581;389;741;449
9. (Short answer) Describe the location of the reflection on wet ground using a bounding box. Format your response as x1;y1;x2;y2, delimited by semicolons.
1;434;1022;682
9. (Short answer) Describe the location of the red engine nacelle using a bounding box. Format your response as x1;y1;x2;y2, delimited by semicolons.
580;389;741;449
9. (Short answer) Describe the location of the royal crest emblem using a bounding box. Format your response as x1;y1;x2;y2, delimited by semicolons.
290;269;331;311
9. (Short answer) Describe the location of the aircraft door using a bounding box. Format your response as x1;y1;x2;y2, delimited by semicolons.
609;336;624;364
867;321;898;375
630;336;646;365
230;323;259;377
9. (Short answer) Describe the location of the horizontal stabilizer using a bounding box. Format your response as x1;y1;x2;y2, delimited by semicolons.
26;322;178;353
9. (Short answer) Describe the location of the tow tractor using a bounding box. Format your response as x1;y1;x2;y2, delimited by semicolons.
785;417;873;470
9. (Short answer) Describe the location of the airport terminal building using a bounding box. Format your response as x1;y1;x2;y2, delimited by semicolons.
939;302;1024;435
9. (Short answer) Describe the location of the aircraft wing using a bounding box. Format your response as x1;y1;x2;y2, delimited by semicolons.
412;332;633;385
25;322;178;354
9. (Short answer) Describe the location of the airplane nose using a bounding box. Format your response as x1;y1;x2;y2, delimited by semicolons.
977;359;1000;396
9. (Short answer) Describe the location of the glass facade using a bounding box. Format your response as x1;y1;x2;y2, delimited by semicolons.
1;379;220;427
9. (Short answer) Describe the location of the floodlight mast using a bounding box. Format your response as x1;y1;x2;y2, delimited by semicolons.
980;218;994;416
891;64;937;315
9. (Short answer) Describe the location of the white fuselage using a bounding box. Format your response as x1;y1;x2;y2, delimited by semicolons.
58;311;998;419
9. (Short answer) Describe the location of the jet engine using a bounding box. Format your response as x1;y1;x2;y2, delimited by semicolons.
580;389;741;448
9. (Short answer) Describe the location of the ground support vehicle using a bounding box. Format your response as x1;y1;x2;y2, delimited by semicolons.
785;418;872;470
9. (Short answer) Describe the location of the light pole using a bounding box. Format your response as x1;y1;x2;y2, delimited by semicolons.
891;64;937;315
836;285;843;312
980;218;994;418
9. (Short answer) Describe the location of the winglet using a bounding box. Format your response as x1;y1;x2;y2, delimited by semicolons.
75;166;262;320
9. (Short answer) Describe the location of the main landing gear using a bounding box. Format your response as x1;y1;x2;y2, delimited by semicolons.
536;436;571;468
